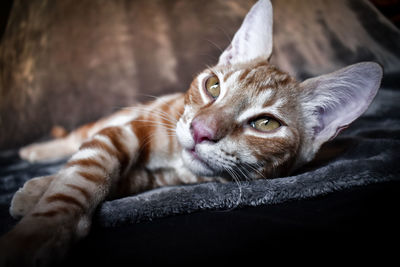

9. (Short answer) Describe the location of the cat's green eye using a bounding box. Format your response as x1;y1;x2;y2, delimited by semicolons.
250;117;281;132
205;75;220;99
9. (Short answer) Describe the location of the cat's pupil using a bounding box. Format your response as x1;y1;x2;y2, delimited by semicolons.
209;83;219;97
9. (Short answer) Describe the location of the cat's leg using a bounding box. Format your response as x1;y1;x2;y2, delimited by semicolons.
0;124;143;266
9;175;54;219
19;109;136;163
19;134;82;163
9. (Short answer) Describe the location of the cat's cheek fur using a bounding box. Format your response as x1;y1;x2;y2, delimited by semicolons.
181;149;215;177
176;118;194;150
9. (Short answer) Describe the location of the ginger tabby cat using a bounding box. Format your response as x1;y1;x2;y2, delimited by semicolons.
0;0;382;266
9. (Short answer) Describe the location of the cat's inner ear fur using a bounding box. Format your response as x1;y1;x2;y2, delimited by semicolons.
218;0;273;66
299;62;383;159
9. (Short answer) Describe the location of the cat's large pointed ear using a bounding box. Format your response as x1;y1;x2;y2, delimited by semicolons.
218;0;273;66
300;62;383;154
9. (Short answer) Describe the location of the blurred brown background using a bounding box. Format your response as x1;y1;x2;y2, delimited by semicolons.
1;0;400;150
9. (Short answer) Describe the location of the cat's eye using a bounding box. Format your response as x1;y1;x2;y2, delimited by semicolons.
205;75;220;99
250;117;281;132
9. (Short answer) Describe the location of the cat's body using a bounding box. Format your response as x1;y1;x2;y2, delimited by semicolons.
0;0;382;266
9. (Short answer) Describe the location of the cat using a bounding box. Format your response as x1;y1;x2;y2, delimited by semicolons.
0;0;382;266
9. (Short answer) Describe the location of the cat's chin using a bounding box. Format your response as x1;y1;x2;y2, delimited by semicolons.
181;149;216;177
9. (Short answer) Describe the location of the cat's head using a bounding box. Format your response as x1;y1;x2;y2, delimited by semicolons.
176;0;382;180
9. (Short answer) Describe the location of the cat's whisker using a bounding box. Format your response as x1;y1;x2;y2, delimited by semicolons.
230;168;243;209
253;161;265;172
221;164;238;184
132;120;177;155
239;164;253;182
235;165;250;182
135;125;176;135
141;128;177;142
215;25;233;44
116;107;179;127
197;53;220;64
243;162;266;180
125;106;179;125
138;131;177;156
133;105;179;121
132;120;177;131
134;94;183;118
121;102;176;118
136;108;178;124
204;38;224;54
223;166;243;210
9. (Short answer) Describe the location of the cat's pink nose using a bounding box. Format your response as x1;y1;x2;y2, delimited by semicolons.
191;117;218;144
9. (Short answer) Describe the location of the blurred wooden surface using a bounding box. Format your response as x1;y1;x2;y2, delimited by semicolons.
0;0;399;150
0;0;256;149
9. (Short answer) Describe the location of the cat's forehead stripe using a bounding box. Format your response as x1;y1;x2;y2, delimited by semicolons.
223;70;235;82
238;61;269;82
220;68;241;83
254;89;274;106
215;71;241;104
237;98;284;123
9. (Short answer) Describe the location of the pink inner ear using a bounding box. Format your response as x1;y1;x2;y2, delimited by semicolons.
314;88;363;140
302;62;382;144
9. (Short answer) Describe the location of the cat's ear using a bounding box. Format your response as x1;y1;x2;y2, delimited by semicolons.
300;62;382;152
218;0;273;66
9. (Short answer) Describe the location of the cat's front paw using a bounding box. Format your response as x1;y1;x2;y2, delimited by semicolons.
0;217;73;267
9;176;54;219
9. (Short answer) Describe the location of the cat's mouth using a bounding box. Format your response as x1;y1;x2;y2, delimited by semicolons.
189;148;202;161
182;147;215;176
188;147;211;167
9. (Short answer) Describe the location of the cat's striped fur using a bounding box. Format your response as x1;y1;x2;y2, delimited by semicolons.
0;1;382;266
